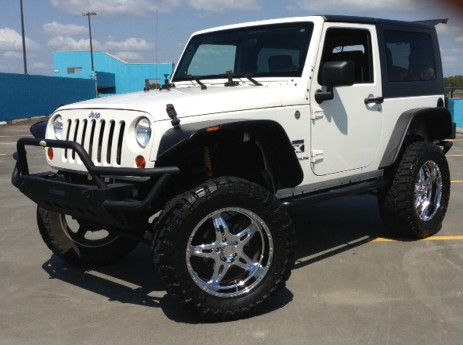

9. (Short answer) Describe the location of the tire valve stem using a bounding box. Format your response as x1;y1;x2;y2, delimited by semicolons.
203;146;213;177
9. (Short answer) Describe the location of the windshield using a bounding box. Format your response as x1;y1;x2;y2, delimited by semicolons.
173;22;314;82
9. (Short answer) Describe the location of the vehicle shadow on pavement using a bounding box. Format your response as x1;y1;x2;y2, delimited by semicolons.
42;247;294;323
289;194;390;270
41;194;389;323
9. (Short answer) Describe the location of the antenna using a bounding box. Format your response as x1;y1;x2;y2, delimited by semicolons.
155;9;158;86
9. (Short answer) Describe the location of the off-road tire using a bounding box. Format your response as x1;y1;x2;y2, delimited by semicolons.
153;176;295;320
378;141;450;239
37;207;140;266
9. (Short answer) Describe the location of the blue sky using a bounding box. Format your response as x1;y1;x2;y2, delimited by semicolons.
0;0;462;76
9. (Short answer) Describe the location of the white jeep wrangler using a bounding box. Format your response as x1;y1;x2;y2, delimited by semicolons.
13;15;456;320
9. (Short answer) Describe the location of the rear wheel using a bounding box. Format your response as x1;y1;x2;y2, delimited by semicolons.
37;207;140;266
153;177;295;320
378;141;450;239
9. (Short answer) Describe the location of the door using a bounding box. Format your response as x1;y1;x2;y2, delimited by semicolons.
310;24;383;176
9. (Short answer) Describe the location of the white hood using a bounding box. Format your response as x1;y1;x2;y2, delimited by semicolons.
57;82;304;122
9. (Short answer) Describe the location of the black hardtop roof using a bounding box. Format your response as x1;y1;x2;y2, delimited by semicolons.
322;15;446;29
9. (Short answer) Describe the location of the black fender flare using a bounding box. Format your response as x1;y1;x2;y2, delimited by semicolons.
156;119;303;188
380;107;455;168
30;120;47;139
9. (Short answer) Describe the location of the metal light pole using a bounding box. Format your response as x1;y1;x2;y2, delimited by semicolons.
82;12;97;73
19;0;28;74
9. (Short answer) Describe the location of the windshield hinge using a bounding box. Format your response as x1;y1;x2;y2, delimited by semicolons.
311;150;324;163
311;110;324;121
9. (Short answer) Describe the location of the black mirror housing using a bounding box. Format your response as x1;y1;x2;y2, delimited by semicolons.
320;60;355;87
316;60;355;104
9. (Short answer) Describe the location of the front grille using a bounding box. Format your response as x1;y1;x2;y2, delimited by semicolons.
64;118;125;165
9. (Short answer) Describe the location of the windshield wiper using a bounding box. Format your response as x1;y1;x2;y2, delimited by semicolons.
224;71;263;87
195;78;207;90
244;75;263;86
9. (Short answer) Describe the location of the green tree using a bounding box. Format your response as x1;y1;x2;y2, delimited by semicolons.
444;75;463;88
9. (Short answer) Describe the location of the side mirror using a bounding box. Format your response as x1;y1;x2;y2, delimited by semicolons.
315;60;355;104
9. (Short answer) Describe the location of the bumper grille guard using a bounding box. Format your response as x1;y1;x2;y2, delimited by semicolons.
12;138;180;229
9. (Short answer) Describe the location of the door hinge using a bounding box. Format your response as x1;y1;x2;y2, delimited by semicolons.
311;149;324;163
311;111;324;121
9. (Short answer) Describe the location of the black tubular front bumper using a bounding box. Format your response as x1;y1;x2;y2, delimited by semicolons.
11;138;180;229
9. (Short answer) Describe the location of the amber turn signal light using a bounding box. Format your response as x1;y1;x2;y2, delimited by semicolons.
136;155;146;169
206;126;220;133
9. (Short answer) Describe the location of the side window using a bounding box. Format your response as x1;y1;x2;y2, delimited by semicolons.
384;31;436;82
319;28;373;84
187;44;237;76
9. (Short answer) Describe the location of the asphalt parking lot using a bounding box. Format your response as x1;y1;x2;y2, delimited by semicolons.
1;121;462;345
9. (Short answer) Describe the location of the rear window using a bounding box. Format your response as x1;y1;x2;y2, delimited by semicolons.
384;30;436;82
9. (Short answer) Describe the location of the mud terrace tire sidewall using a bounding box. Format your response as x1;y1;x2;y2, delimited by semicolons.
153;176;295;320
37;207;140;267
378;142;451;239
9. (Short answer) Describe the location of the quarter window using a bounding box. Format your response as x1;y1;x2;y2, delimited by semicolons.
384;30;436;82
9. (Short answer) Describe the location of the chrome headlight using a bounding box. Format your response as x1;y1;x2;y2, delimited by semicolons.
135;117;151;148
52;115;63;139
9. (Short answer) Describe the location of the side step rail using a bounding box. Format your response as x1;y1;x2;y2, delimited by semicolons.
282;178;387;208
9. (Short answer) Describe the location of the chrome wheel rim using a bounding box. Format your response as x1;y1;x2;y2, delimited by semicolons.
60;214;119;248
186;207;274;298
415;160;443;222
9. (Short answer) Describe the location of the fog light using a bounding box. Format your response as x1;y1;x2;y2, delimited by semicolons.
136;155;146;169
47;147;54;160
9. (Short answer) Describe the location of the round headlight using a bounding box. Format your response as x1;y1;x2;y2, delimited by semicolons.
135;117;151;148
53;115;63;139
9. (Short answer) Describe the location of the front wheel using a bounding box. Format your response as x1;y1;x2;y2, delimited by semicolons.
37;207;140;266
378;141;451;239
153;177;295;320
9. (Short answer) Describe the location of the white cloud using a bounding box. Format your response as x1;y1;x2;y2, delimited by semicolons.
50;0;181;16
289;0;423;11
48;36;102;51
105;37;152;51
114;51;143;61
3;51;21;59
443;56;457;65
0;27;39;51
43;21;87;36
436;23;462;36
32;61;47;69
188;0;261;11
47;35;152;62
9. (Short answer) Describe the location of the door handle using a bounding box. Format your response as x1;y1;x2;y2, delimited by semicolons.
364;96;384;105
